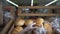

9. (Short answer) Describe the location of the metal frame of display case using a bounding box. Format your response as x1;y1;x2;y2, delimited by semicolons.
0;6;15;34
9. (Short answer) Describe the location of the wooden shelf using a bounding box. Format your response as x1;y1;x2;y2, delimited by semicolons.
18;14;60;16
18;6;60;16
18;6;60;9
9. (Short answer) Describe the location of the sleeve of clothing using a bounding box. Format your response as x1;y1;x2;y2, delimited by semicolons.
37;27;46;34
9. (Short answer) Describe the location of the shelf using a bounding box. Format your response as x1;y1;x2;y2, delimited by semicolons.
18;6;60;9
18;14;60;16
18;6;60;16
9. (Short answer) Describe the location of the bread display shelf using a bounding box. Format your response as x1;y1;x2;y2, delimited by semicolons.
18;6;60;16
18;14;60;16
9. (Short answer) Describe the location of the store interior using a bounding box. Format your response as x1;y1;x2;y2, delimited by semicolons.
0;0;60;34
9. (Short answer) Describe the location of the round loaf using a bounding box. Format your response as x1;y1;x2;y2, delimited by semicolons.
12;27;23;34
44;23;52;34
15;19;25;26
36;18;44;26
25;19;34;26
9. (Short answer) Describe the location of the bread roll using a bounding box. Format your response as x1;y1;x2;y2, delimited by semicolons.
36;18;44;26
15;19;25;26
12;27;23;34
44;23;52;34
25;19;34;26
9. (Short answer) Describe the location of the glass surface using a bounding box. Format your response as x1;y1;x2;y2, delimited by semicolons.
10;0;60;6
10;0;31;6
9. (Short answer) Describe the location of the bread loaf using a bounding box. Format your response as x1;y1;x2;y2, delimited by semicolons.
12;27;23;34
36;18;44;26
25;19;34;26
44;23;52;34
15;19;25;26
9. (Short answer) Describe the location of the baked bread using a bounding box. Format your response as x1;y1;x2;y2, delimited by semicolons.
25;19;34;26
36;18;44;26
15;19;25;26
44;23;52;34
12;27;23;34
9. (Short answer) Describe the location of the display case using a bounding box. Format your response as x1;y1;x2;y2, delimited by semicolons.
6;6;60;34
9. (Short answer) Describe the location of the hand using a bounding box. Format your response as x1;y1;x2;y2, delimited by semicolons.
24;23;37;31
